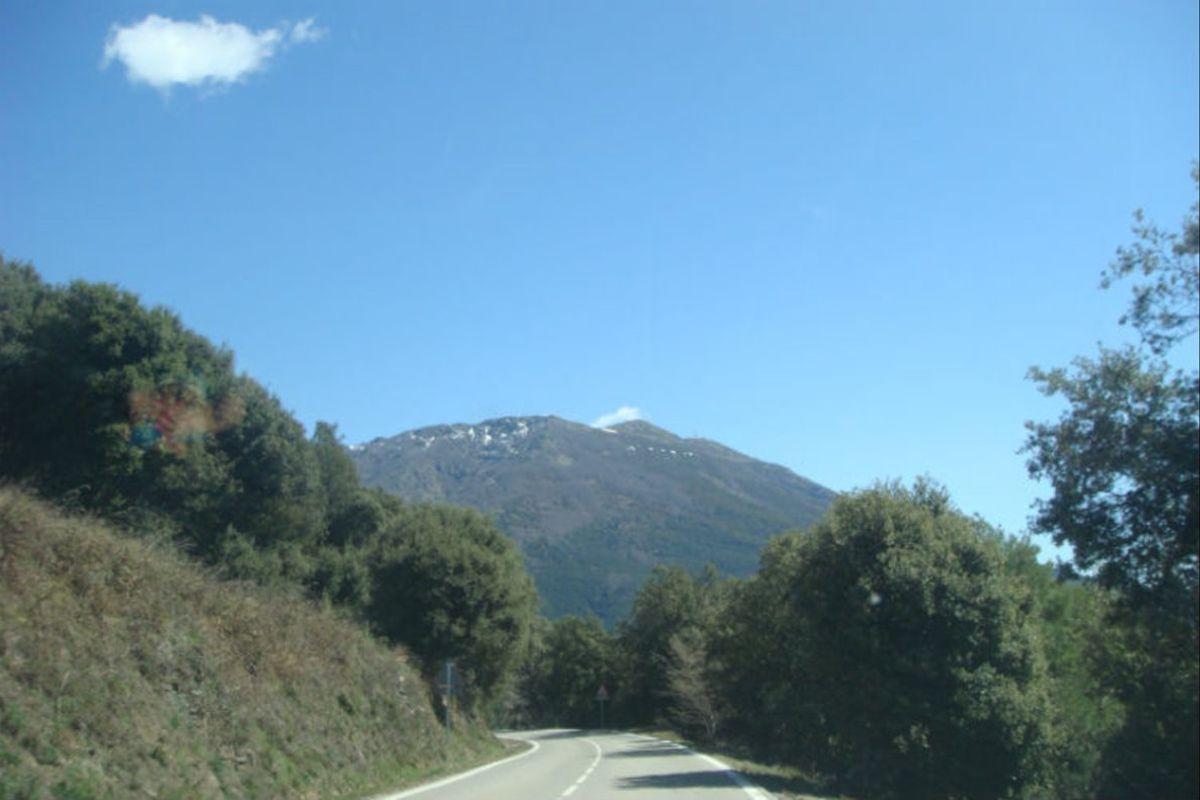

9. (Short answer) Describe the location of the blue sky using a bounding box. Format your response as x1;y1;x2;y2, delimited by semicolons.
2;1;1197;555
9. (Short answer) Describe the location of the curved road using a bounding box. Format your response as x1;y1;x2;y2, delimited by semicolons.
375;729;773;800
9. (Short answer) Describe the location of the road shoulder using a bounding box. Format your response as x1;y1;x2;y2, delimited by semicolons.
365;736;538;800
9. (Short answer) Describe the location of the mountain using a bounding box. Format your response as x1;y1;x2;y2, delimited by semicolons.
350;416;836;624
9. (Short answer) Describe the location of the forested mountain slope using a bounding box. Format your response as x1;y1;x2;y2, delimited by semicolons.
351;415;836;622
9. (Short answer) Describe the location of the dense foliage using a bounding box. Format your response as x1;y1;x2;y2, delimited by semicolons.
510;485;1136;799
1023;167;1199;799
723;484;1056;800
367;504;538;711
516;615;615;728
613;564;729;727
0;259;538;709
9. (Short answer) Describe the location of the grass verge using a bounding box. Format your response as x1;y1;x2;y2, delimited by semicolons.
0;487;499;800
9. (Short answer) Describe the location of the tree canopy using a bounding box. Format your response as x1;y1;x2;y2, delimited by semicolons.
518;615;614;728
1023;166;1198;798
367;504;539;709
614;564;727;726
1025;168;1199;610
723;483;1054;800
0;258;542;712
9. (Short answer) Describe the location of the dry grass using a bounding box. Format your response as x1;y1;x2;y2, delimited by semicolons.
0;487;502;800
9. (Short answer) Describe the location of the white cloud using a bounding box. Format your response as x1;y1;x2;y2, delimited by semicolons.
591;406;646;428
288;18;327;45
103;14;324;91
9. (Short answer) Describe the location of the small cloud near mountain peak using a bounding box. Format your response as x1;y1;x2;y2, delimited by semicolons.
591;406;645;428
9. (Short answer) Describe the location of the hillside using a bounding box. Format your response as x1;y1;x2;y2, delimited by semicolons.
351;416;836;622
0;487;500;800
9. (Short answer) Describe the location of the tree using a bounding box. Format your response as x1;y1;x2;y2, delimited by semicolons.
614;564;727;726
1026;167;1198;608
0;269;243;538
521;615;614;727
1100;164;1199;355
1024;352;1198;607
709;538;805;757
664;628;723;743
996;535;1123;798
312;421;386;547
1024;166;1199;798
0;263;337;556
0;256;49;378
366;505;539;709
735;482;1054;800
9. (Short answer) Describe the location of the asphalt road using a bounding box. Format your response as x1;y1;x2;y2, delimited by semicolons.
374;729;773;800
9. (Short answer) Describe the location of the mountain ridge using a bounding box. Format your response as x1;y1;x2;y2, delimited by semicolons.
351;415;836;623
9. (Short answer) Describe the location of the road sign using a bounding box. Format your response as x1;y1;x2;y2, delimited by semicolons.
440;659;456;694
440;660;456;731
596;684;609;729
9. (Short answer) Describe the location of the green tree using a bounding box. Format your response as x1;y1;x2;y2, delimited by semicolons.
522;615;614;727
312;421;386;547
997;535;1122;798
1100;164;1199;356
1025;352;1198;607
0;264;342;561
733;482;1054;800
366;505;539;709
710;537;806;757
220;378;325;549
0;270;241;537
664;627;723;743
1026;167;1198;608
614;564;727;726
1024;167;1199;798
0;256;49;377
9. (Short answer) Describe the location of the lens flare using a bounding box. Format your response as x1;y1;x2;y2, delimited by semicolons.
127;379;245;454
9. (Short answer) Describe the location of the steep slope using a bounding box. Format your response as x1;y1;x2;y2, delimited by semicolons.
0;488;500;800
351;416;836;623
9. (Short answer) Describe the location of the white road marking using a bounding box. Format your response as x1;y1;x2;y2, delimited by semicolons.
370;737;540;799
558;737;603;799
694;752;774;800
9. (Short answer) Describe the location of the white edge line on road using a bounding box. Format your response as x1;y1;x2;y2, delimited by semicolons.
694;752;774;800
369;736;541;800
625;733;774;800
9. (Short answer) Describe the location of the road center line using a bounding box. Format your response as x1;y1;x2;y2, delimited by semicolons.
558;737;603;799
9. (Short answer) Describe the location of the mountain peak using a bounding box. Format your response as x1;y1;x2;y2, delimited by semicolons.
351;415;836;624
608;419;677;439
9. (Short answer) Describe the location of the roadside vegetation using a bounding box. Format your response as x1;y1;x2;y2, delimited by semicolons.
0;487;504;800
0;258;538;796
0;256;538;718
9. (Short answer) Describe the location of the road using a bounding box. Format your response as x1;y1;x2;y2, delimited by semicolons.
374;729;773;800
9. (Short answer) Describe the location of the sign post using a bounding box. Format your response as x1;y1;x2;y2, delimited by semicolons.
440;659;456;733
595;684;609;730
